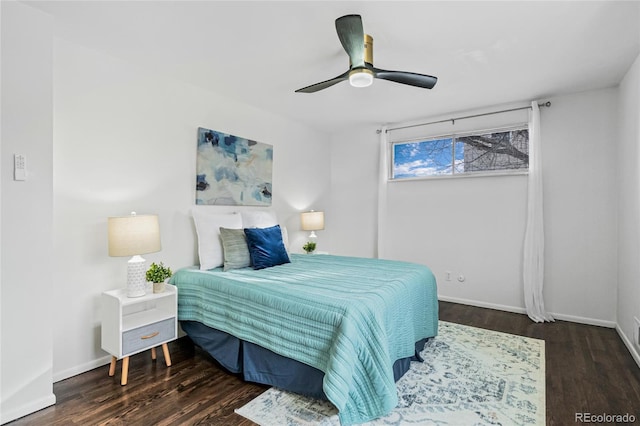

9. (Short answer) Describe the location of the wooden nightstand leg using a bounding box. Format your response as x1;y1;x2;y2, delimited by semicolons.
151;347;157;361
109;356;117;377
162;343;172;367
121;356;129;386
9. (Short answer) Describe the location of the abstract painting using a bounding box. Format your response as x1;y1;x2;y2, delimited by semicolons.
196;127;273;206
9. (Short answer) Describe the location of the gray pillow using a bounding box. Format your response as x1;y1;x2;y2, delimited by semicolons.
219;227;251;271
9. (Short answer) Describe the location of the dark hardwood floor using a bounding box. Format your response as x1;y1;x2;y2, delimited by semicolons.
8;301;640;425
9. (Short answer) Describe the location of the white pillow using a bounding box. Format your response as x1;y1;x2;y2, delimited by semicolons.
192;209;242;270
241;209;289;252
241;209;278;228
280;225;290;253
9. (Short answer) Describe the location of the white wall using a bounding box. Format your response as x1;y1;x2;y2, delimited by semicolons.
617;53;640;365
325;125;380;257
542;88;618;325
329;89;619;326
51;37;331;381
0;2;56;423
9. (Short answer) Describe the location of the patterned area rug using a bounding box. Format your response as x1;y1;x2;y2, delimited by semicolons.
235;321;545;425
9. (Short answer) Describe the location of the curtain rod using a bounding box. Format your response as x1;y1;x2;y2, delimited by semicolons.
377;101;551;134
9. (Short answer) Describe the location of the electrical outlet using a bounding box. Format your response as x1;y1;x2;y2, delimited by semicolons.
445;271;452;281
634;317;640;348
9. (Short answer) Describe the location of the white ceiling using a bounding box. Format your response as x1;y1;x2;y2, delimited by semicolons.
26;1;640;133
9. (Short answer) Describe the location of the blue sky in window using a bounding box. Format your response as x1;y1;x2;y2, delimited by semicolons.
393;138;463;178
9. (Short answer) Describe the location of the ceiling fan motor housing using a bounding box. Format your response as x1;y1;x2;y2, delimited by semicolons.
350;34;374;68
348;35;374;87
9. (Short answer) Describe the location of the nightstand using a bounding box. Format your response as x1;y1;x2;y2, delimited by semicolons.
101;284;177;385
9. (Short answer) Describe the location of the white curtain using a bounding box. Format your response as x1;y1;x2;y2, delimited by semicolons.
376;126;389;259
523;102;554;322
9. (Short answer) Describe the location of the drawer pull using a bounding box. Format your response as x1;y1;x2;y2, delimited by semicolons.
141;331;159;340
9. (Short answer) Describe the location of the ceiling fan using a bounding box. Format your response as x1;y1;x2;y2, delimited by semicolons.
295;14;438;93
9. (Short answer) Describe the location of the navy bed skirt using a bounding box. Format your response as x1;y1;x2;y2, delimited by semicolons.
181;320;428;400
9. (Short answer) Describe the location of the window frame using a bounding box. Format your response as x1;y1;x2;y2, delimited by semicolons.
389;123;530;181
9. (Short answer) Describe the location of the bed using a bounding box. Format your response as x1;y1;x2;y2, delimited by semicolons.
170;252;438;425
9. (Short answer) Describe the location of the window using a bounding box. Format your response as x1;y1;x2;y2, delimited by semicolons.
391;127;529;180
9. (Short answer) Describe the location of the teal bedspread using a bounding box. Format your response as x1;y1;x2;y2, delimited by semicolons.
171;254;438;425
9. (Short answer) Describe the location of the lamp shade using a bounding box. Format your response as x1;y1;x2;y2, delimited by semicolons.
301;210;325;231
108;213;161;257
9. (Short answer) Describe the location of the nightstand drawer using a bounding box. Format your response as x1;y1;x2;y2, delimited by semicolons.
122;318;175;356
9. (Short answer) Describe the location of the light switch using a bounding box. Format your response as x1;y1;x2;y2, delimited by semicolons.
14;154;26;181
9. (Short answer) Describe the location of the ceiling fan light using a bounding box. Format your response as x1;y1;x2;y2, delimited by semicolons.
349;69;374;88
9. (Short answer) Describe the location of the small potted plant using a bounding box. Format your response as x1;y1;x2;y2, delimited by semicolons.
146;262;172;293
303;241;317;254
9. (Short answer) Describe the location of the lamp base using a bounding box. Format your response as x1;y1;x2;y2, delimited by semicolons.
127;255;147;298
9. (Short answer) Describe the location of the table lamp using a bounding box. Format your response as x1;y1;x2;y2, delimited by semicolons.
108;212;161;297
301;210;325;241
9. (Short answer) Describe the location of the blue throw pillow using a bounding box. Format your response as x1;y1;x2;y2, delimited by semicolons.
244;225;291;270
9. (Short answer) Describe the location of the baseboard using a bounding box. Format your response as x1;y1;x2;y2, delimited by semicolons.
53;355;112;383
0;393;56;425
438;295;527;315
616;325;640;369
438;295;616;328
551;312;616;328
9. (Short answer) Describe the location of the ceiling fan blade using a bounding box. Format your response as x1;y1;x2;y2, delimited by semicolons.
372;68;438;89
295;70;350;93
335;15;365;68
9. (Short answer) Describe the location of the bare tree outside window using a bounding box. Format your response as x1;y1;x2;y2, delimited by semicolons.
392;128;528;179
459;129;528;173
